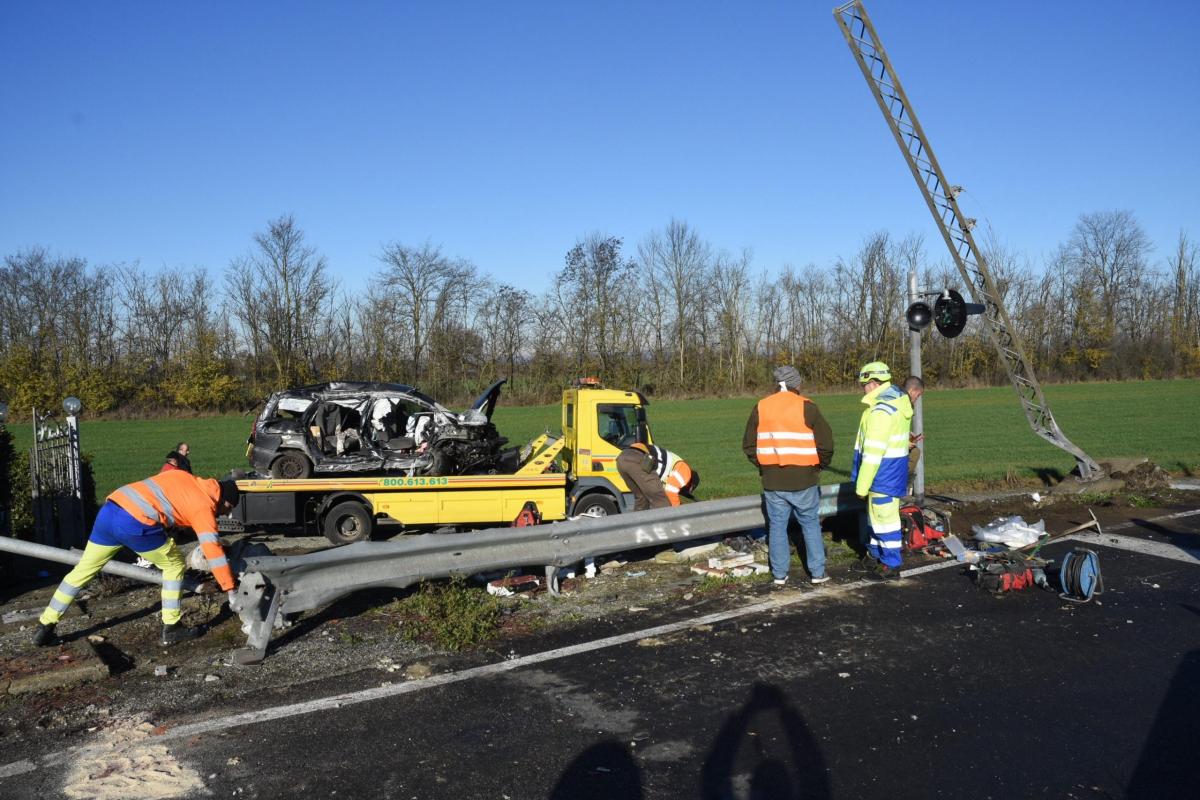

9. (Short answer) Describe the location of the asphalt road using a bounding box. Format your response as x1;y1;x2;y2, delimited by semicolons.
4;510;1200;799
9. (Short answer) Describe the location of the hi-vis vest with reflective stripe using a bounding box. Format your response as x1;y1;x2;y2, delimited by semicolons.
108;471;236;592
850;383;913;498
648;445;694;506
756;391;819;467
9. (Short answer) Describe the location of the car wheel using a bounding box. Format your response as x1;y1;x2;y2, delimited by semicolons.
574;494;619;517
322;501;374;546
269;451;312;480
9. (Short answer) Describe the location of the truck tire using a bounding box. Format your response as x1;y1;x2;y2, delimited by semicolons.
269;451;313;480
574;493;619;517
322;501;374;546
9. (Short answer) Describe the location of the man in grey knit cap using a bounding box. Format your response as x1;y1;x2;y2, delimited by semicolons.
742;365;835;586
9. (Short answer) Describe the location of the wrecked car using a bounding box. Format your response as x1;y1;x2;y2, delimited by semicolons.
247;379;518;479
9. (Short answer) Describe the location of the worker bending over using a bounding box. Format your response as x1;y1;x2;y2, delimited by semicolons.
646;444;700;506
616;441;698;511
31;470;241;647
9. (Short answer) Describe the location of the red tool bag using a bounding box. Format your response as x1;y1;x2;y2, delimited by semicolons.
900;505;948;551
976;559;1035;593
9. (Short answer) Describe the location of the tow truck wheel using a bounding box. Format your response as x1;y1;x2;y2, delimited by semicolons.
322;501;374;546
574;494;618;517
269;451;312;480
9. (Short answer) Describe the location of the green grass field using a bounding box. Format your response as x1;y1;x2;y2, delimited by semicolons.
8;380;1198;500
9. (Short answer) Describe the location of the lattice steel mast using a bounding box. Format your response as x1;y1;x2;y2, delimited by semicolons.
834;0;1101;480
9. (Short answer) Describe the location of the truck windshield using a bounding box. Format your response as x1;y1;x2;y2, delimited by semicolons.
596;404;645;448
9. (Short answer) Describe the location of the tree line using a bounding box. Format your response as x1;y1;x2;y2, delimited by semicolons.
0;210;1197;417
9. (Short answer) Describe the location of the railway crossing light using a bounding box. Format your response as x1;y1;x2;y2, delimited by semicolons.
905;301;932;332
932;289;985;338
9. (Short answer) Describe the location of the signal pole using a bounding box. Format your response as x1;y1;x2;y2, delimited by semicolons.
908;270;924;501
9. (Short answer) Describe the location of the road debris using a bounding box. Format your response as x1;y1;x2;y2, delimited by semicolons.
486;574;543;597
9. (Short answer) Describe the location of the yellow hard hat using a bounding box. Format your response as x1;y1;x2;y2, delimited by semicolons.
857;361;891;384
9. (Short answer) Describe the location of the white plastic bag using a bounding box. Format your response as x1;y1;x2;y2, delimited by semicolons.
970;515;1045;547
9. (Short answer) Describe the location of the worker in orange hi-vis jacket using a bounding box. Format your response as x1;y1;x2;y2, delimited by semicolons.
645;444;700;507
30;470;241;648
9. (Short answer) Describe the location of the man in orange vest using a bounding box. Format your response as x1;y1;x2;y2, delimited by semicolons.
743;365;835;586
31;470;241;648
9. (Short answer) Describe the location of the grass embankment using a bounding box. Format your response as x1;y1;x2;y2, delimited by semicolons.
7;379;1198;499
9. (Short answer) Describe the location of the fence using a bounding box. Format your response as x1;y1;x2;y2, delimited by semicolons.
29;404;86;549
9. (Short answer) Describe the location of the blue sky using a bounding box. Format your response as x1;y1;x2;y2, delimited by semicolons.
2;1;1197;293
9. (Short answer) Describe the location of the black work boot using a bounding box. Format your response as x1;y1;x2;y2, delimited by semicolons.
160;622;203;646
31;623;58;647
865;563;902;582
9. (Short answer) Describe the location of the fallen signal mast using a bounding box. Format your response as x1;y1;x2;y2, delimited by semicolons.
834;0;1102;480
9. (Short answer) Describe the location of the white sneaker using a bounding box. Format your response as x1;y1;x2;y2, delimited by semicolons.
810;575;831;585
773;577;788;586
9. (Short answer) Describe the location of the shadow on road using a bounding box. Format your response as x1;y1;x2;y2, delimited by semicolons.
1125;605;1200;799
1131;516;1200;554
549;739;644;800
700;681;830;800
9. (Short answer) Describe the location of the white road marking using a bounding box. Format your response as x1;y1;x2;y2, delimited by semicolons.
1070;532;1200;565
4;507;1198;782
0;580;877;780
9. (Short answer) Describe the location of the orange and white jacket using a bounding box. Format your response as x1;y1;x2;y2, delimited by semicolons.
108;471;235;591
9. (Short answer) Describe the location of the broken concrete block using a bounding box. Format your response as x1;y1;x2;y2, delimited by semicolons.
690;564;730;578
655;541;721;564
4;646;110;695
708;552;755;570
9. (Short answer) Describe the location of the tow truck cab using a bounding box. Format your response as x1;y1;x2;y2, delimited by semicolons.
561;381;652;517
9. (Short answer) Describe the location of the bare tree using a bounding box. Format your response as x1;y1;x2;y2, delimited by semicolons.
557;234;634;379
711;250;753;390
639;219;711;385
225;215;334;388
376;241;466;385
1170;231;1199;364
476;283;532;388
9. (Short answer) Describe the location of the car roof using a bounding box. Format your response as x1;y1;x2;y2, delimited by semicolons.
278;381;441;407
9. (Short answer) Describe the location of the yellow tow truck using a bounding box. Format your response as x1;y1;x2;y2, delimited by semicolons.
226;380;654;545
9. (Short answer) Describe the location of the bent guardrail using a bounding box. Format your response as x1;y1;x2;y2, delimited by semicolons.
0;535;205;590
229;483;865;664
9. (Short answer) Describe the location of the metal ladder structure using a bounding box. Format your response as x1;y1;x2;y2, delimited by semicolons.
833;0;1102;481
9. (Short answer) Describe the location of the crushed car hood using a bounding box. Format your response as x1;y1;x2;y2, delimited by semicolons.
468;378;506;421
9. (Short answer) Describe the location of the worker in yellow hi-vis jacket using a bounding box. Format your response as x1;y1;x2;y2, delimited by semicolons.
851;362;923;581
31;470;241;648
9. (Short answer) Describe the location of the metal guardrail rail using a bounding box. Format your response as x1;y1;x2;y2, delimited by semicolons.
0;535;204;590
229;483;865;664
